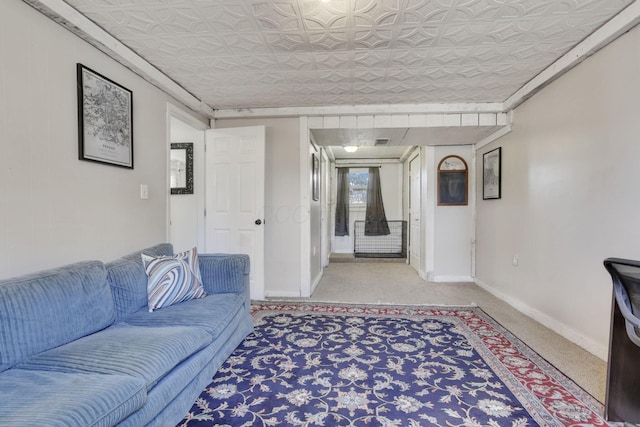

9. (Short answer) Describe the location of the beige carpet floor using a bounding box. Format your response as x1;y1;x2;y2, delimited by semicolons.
274;259;607;403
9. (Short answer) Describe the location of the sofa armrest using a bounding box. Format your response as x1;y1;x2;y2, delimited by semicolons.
198;254;250;297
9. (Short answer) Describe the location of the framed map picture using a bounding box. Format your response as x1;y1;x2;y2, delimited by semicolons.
483;147;501;200
77;63;133;168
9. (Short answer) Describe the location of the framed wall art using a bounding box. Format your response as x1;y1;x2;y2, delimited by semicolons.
438;155;468;206
170;143;194;195
483;147;502;200
77;63;133;168
312;153;320;201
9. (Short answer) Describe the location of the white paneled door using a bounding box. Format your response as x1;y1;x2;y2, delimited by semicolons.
205;126;265;300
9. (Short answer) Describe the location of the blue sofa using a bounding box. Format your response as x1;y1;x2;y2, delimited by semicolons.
0;243;253;426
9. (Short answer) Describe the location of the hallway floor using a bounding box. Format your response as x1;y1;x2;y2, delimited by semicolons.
302;261;607;403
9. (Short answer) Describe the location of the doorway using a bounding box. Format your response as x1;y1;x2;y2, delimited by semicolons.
167;107;207;254
167;108;267;300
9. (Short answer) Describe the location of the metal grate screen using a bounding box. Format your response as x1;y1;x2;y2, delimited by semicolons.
354;221;407;258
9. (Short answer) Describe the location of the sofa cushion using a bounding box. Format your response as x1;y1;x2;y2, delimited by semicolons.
118;309;254;427
18;324;211;390
106;243;174;322
124;292;245;340
142;247;206;312
0;260;113;373
0;369;146;427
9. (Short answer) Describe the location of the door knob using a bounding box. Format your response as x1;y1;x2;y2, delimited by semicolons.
255;219;262;225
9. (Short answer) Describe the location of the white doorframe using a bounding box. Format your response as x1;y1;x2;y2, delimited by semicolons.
408;152;421;274
321;149;331;268
470;150;477;279
425;146;436;281
299;117;311;298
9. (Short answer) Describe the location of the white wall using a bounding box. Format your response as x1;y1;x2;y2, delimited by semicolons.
431;146;474;281
475;24;640;359
332;163;403;253
169;117;205;253
214;117;302;297
0;1;207;279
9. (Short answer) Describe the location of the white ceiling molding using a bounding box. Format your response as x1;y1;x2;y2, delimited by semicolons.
505;1;640;111
475;111;514;150
23;0;214;118
213;103;505;119
307;113;507;130
166;103;208;131
474;125;513;151
335;159;401;166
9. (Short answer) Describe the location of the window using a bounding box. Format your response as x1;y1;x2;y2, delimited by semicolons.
349;170;368;204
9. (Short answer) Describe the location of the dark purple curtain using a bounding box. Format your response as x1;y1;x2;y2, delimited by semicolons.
365;167;390;236
335;168;349;236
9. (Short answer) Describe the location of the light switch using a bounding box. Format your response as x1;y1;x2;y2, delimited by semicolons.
140;184;149;199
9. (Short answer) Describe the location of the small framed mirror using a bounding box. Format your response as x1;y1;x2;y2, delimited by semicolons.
170;142;193;195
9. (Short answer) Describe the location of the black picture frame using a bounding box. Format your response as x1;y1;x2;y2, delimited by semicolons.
170;143;194;195
77;63;133;169
312;154;319;201
437;155;468;206
483;147;502;200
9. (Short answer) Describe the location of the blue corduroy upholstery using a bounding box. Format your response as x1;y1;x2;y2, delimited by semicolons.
198;254;251;320
119;309;253;427
124;293;244;339
19;324;211;390
0;243;253;427
0;369;146;427
0;260;114;373
199;254;250;294
105;243;173;322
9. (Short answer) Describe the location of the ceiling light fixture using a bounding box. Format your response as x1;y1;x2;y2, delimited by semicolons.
344;146;358;153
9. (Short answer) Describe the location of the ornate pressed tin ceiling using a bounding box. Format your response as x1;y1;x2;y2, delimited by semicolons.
56;0;633;110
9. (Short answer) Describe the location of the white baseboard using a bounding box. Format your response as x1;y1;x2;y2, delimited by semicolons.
264;290;301;298
474;278;608;361
433;275;474;283
266;270;323;299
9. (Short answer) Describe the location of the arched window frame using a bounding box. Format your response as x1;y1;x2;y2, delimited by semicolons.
437;155;468;206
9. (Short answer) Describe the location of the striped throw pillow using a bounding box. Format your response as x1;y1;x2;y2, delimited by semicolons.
141;247;206;312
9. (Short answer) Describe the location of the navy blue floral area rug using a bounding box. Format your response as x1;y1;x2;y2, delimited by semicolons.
178;302;607;427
